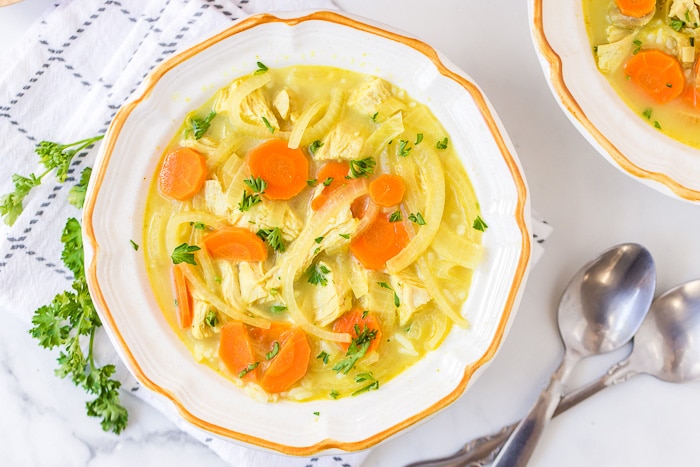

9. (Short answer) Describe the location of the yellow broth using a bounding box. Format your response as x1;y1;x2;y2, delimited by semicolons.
143;65;485;401
584;0;700;148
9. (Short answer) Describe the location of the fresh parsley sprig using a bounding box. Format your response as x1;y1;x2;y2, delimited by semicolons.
333;324;377;374
256;226;285;252
348;157;376;178
29;218;128;434
190;110;216;140
0;135;103;226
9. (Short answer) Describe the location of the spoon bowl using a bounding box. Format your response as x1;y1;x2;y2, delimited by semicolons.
559;243;657;357
627;278;700;383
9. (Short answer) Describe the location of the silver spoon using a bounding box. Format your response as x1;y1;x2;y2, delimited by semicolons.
406;277;700;467
489;243;655;466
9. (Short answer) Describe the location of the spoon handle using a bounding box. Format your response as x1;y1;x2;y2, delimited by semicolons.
404;358;638;467
489;351;578;467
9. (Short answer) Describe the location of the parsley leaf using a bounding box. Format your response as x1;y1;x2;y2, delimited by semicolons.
256;227;286;252
398;140;412;157
333;325;378;374
67;167;92;209
266;341;280;360
29;217;128;434
171;242;200;265
472;215;488;232
389;210;402;222
643;108;653;120
239;176;267;212
254;61;269;75
1;135;103;226
262;116;275;134
129;239;139;251
670;19;685;32
632;39;642;55
408;212;426;225
435;137;449;150
349;157;376;178
317;351;330;364
308;263;331;286
329;390;340;399
309;140;324;154
415;133;424;145
238;362;259;378
270;304;288;313
190;110;216;140
205;310;218;327
377;281;400;307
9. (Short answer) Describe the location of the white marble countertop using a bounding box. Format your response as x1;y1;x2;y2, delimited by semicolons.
2;0;700;466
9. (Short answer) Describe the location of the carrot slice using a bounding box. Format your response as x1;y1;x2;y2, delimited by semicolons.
625;49;685;104
203;226;268;262
368;174;405;207
350;212;409;270
615;0;655;18
258;327;311;393
158;147;207;200
171;264;193;329
332;309;382;353
219;321;258;383
311;161;350;211
247;139;309;200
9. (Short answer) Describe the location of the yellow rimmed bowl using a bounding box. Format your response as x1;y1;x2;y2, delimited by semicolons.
83;10;531;455
530;0;700;202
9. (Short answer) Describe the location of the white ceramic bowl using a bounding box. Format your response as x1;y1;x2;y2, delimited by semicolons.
530;0;700;202
83;10;531;455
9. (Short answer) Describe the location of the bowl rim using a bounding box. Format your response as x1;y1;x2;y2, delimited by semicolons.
83;10;531;455
530;0;700;203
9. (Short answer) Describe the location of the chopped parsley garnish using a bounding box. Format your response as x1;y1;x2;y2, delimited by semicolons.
254;61;269;75
377;281;400;307
333;325;377;374
307;179;318;187
313;411;320;416
408;212;426;225
415;133;424;145
309;140;324;154
317;351;330;364
472;215;488;232
314;236;324;244
398;139;412;157
339;233;350;239
632;39;642;55
349;157;376;178
352;372;379;396
322;177;334;186
256;227;286;252
270;304;288;313
371;112;379;122
329;390;340;399
670;19;685;32
643;108;653;120
239;177;267;212
262;116;275;134
308;263;331;286
435;137;449;150
389;210;402;222
266;342;280;360
170;242;200;265
205;310;218;327
238;362;259;378
190;221;207;230
129;239;139;251
654;120;662;129
190;110;216;140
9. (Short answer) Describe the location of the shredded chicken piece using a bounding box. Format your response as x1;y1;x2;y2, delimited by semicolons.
312;261;353;326
348;77;393;115
241;88;279;129
391;272;431;325
313;121;365;161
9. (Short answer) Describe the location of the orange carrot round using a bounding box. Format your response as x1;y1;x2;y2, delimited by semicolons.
219;321;259;382
258;327;311;393
203;226;268;261
625;49;685;104
247;139;309;200
158;147;207;200
311;161;350;211
615;0;656;18
332;309;382;353
350;212;409;270
368;174;405;207
171;264;193;329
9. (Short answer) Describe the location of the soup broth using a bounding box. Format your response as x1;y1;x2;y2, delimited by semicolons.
143;65;485;401
585;0;700;148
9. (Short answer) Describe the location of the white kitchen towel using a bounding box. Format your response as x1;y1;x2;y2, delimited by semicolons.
0;1;552;466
